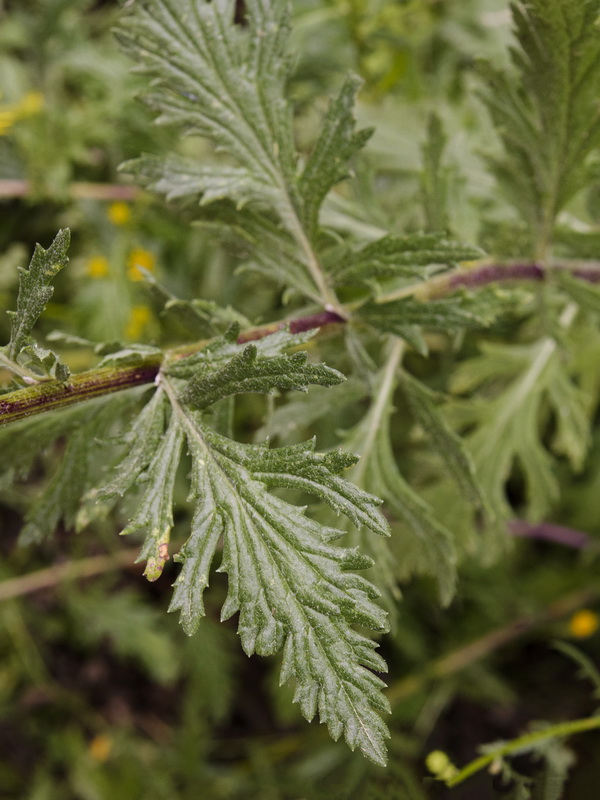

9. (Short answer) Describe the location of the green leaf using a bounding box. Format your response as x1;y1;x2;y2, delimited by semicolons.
333;232;483;285
120;407;185;581
167;324;329;378
92;388;168;501
398;370;488;515
2;229;70;378
124;153;279;209
180;342;345;410
166;396;390;764
298;74;373;240
0;401;93;481
358;295;490;354
193;204;321;300
71;589;180;685
141;269;248;336
83;331;391;762
340;343;457;606
259;378;367;441
117;0;295;215
119;0;373;309
555;271;600;317
17;394;140;545
448;316;590;520
480;0;600;250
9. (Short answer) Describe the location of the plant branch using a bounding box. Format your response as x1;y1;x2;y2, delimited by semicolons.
509;519;592;549
445;714;600;788
378;260;600;303
0;549;141;602
349;337;404;486
283;197;345;315
0;361;161;426
386;585;600;707
3;257;600;427
0;179;138;202
0;310;346;427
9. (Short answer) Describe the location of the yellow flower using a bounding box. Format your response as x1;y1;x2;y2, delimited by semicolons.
125;304;152;340
88;734;112;763
107;201;131;226
569;609;599;639
0;91;44;135
86;255;110;278
127;248;156;281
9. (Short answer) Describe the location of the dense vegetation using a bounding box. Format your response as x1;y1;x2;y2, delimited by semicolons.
1;1;600;797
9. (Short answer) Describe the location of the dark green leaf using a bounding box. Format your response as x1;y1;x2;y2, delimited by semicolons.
333;233;483;285
298;74;373;239
181;343;345;410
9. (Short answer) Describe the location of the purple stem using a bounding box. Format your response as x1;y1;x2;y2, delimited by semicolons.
509;519;592;549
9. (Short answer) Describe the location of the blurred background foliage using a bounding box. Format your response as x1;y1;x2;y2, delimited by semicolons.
1;0;600;798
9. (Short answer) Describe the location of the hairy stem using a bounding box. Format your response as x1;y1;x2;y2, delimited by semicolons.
0;361;161;426
2;258;598;426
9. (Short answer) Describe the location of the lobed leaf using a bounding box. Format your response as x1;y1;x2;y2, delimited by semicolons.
398;370;489;516
180;343;345;410
448;329;591;521
481;0;600;247
340;347;457;606
333;233;483;286
358;295;490;354
80;331;393;762
167;399;390;764
298;74;373;240
116;0;295;216
2;229;70;379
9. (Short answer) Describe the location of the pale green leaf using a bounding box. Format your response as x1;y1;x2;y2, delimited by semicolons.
555;271;600;317
258;378;366;441
117;0;295;214
398;370;488;515
481;0;600;247
341;346;457;606
358;295;490;354
448;322;591;521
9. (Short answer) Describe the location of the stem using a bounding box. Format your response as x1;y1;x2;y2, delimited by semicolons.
386;585;600;707
446;715;600;788
283;195;346;316
350;338;404;486
0;309;345;427
1;259;597;427
378;260;600;304
0;179;138;202
0;549;141;602
0;361;161;426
